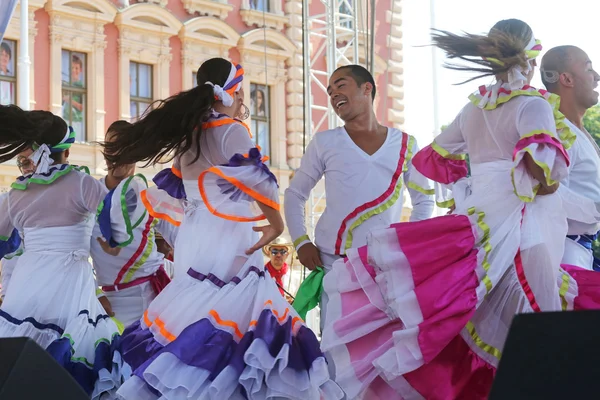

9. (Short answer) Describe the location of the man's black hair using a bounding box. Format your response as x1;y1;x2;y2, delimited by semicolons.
334;64;376;101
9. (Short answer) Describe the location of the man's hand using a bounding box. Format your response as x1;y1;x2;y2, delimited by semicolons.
97;237;121;256
537;183;559;196
98;296;115;317
297;242;322;271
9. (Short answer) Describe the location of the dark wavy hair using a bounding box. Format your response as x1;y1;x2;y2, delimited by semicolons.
432;19;534;84
0;105;68;163
102;57;235;167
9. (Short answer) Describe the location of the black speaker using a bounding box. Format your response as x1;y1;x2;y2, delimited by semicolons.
0;337;88;399
489;311;600;400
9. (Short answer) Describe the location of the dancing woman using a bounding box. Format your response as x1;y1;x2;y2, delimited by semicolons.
103;58;341;399
321;19;600;399
91;120;171;327
0;106;129;398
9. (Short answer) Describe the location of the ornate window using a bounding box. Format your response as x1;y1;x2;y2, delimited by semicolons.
115;3;181;121
61;50;87;141
179;17;239;91
250;83;270;160
129;62;153;121
240;0;288;30
0;39;17;106
46;0;117;143
238;29;297;169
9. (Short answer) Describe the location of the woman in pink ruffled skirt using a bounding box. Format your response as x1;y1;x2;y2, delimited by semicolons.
321;19;600;400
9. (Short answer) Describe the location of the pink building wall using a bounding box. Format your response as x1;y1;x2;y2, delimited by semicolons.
28;0;397;140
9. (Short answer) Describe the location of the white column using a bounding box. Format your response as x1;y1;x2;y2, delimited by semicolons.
17;0;30;110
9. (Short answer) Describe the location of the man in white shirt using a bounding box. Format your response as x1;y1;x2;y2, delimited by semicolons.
284;65;434;324
541;46;600;270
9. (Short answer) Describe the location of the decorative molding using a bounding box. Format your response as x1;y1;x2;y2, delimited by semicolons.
283;0;304;169
239;0;289;31
238;28;296;84
179;16;240;90
138;0;168;7
386;0;404;127
115;3;181;121
182;0;234;20
44;0;117;156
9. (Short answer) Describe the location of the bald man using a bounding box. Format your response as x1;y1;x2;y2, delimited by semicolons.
541;45;600;270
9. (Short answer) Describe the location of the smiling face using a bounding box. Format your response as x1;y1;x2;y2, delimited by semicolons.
327;68;374;122
567;48;600;109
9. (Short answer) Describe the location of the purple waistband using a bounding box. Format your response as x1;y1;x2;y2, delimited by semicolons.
186;266;264;287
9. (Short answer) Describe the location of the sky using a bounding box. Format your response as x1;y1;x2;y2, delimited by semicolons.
401;0;600;147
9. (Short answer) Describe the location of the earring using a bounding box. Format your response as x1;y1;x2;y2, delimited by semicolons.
237;103;250;120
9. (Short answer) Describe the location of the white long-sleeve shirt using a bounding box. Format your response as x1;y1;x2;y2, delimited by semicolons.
284;127;434;256
562;119;600;235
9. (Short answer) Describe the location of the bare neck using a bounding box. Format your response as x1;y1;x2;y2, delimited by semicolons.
105;173;128;191
213;103;237;118
559;95;586;130
344;110;381;135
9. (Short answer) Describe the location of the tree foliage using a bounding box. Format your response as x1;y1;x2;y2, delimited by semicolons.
583;105;600;148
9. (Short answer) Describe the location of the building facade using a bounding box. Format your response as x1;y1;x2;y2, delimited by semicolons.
0;0;408;217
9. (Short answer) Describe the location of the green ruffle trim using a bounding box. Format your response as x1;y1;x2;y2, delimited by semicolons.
468;86;575;151
11;165;91;191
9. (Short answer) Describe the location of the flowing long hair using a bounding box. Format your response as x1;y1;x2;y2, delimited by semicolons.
432;19;534;84
102;57;235;167
0;105;68;163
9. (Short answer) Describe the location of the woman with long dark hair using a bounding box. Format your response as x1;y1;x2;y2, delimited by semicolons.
320;19;600;399
105;58;341;399
0;105;129;398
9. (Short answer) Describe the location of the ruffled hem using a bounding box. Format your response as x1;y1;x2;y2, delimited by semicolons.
321;213;600;398
48;333;131;399
140;186;184;227
0;308;128;399
468;84;576;150
119;266;342;399
11;164;90;190
198;148;280;222
412;142;468;185
511;131;569;202
153;167;186;199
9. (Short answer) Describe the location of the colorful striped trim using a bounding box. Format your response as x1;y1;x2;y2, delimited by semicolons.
559;272;570;311
334;132;409;255
144;299;302;343
431;141;467;161
407;181;435;196
114;216;155;285
140;189;182;227
293;234;310;248
436;198;455;208
465;321;502;359
201;117;252;139
467;207;493;293
11;165;90;190
123;219;158;283
198;166;279;223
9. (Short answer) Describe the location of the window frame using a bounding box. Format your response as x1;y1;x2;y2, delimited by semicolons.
129;61;154;121
0;39;17;106
61;49;88;142
249;0;271;12
250;82;271;160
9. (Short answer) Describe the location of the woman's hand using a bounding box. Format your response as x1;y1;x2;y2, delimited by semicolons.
97;237;121;256
537;183;559;196
246;225;282;255
98;296;115;317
